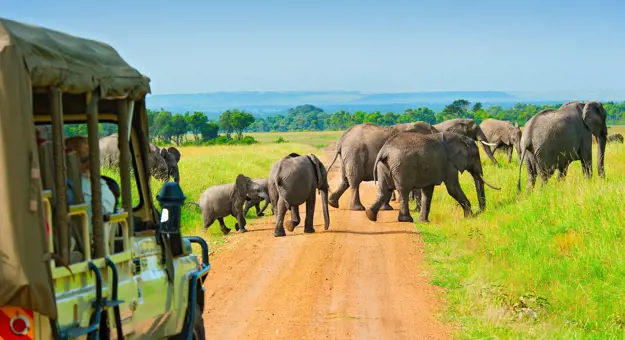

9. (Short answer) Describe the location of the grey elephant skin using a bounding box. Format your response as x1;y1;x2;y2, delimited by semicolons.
99;133;175;182
434;118;499;166
326;122;439;211
480;118;522;163
198;174;268;234
268;153;330;237
150;143;182;183
517;101;607;191
366;131;501;223
244;177;270;217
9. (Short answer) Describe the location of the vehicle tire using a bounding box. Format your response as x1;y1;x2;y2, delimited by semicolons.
191;304;205;340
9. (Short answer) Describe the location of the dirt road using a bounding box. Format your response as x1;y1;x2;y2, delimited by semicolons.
202;146;452;339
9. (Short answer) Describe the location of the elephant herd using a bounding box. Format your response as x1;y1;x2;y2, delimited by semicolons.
193;100;618;237
99;133;182;183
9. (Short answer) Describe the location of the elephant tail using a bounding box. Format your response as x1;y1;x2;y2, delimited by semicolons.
373;147;388;187
517;147;527;193
185;201;201;211
326;148;341;174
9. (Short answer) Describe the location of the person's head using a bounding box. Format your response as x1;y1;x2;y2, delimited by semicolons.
65;136;90;176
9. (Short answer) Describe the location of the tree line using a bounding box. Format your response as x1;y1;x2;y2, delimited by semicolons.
63;99;625;145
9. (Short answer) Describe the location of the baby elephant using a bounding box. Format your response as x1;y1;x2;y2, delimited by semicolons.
244;178;270;217
268;153;331;237
366;131;501;223
199;174;268;234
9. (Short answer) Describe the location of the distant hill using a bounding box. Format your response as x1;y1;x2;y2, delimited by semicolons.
145;90;625;119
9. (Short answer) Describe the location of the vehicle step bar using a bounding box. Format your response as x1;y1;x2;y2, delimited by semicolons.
105;257;125;340
60;262;104;339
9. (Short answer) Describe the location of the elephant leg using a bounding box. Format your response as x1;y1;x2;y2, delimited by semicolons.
413;189;422;212
506;146;513;163
254;202;263;217
444;175;473;218
328;172;349;209
217;217;231;235
580;146;593;179
304;194;316;233
243;200;253;216
418;186;434;223
365;170;393;222
397;189;413;223
202;216;217;231
381;191;394;211
539;167;555;187
285;205;300;232
273;198;288;237
232;206;248;233
349;182;366;211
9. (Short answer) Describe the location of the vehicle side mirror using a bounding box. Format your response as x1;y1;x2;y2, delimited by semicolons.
156;182;186;257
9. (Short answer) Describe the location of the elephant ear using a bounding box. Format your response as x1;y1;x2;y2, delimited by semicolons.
160;148;169;159
514;122;519;128
500;127;511;145
235;174;249;199
168;147;181;162
445;133;470;173
308;154;326;189
582;102;607;137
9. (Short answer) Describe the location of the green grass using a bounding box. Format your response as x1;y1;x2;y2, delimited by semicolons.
247;130;343;148
416;126;625;339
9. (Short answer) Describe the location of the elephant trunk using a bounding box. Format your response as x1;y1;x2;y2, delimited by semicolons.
173;167;180;183
320;189;330;230
597;133;606;178
472;173;486;212
476;129;499;166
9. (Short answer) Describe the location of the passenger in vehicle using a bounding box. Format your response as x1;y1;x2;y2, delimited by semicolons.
64;136;116;232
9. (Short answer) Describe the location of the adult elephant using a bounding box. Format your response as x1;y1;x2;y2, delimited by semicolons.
99;134;169;181
480;118;522;163
326;122;439;211
517;101;607;191
366;131;501;223
434;118;499;166
268;153;330;237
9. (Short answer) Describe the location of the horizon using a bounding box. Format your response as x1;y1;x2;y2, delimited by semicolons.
4;1;625;95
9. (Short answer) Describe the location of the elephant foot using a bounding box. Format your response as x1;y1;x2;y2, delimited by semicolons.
381;204;393;211
417;217;430;224
221;227;231;235
257;212;265;217
350;204;366;211
273;228;286;237
398;214;414;223
284;220;295;232
328;199;339;209
365;209;377;222
234;223;240;231
304;227;315;233
238;226;248;233
414;206;421;213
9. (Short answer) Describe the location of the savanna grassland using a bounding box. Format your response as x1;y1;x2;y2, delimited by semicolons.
105;127;623;339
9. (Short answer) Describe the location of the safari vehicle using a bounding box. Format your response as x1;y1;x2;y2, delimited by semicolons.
0;17;210;339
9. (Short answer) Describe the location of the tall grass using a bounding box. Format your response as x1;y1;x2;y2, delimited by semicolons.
417;128;625;339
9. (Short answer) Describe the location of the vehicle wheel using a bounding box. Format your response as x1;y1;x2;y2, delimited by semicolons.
191;304;205;340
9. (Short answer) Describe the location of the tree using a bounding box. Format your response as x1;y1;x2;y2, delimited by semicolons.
472;102;483;112
186;111;209;143
219;110;234;138
200;122;219;141
230;109;255;140
170;113;188;146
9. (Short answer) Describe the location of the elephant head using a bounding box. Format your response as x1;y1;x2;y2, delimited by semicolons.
443;133;501;212
233;174;267;208
160;148;180;183
435;118;499;166
148;148;169;181
167;146;181;163
307;154;330;230
580;101;608;178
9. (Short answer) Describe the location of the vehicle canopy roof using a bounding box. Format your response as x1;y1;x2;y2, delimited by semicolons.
0;16;151;320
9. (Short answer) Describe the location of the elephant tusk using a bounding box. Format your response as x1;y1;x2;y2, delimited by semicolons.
480;174;501;190
480;140;498;147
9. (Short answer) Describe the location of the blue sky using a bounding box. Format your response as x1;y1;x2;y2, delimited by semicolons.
3;0;625;95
